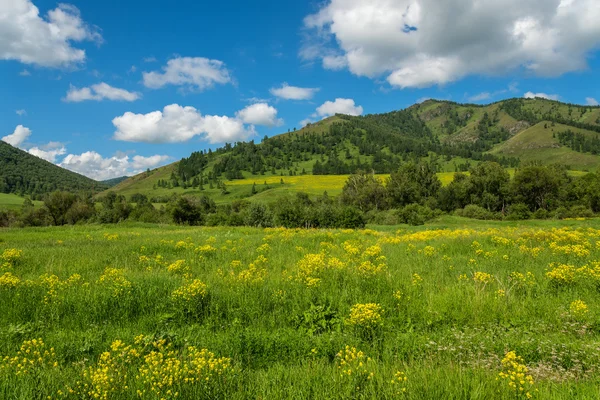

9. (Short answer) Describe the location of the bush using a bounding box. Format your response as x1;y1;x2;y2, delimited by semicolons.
337;207;365;229
532;208;549;220
455;204;495;220
245;203;274;227
553;206;569;220
569;205;594;218
396;204;439;226
506;203;532;221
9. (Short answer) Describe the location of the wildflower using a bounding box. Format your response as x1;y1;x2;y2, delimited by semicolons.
391;371;408;394
498;351;535;399
97;268;132;297
172;279;208;303
0;272;21;288
336;346;374;379
411;273;423;287
347;303;383;328
570;300;589;319
1;248;23;265
473;271;493;285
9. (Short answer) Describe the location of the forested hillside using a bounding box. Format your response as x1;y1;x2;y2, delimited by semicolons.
0;141;107;198
110;98;600;202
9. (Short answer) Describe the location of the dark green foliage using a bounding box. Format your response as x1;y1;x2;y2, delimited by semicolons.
339;172;387;212
245;203;274;227
386;162;441;207
0;141;106;197
396;204;439;226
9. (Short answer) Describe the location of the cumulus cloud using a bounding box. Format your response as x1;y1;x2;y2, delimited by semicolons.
270;83;320;100
59;152;171;181
28;142;66;163
0;0;101;67
524;91;560;101
236;103;283;127
2;125;32;147
143;57;232;91
112;104;256;144
586;97;599;106
316;98;363;117
302;0;600;88
64;83;141;102
299;118;315;128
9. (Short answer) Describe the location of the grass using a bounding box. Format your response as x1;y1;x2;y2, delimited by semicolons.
2;218;600;398
490;122;600;171
0;193;43;211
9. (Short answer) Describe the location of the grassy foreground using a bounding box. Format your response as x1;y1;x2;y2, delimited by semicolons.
1;218;600;398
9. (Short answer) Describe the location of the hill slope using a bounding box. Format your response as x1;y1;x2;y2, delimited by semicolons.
0;141;107;198
108;98;600;202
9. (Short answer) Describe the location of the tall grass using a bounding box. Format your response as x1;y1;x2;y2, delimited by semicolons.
1;219;600;398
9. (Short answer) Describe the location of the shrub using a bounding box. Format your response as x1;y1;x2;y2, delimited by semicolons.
397;204;439;226
456;204;494;220
505;203;531;220
245;203;274;227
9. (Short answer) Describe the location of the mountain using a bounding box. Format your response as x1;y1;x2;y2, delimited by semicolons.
0;141;108;198
107;98;600;202
101;176;130;187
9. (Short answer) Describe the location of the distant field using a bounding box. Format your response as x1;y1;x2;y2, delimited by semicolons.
0;193;42;210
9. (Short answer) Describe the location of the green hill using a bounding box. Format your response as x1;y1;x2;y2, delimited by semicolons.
107;98;600;203
0;141;108;198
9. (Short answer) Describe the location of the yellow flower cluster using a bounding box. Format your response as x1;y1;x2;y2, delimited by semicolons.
1;248;23;266
545;263;578;286
219;256;268;285
473;271;493;285
39;273;81;304
0;271;21;288
71;336;231;400
498;351;535;399
195;245;217;256
411;273;423;287
391;371;408;394
509;272;536;290
0;338;57;376
97;268;132;297
175;240;195;250
256;243;270;253
569;299;589;319
336;346;374;379
549;242;590;257
167;260;190;276
347;303;383;328
172;279;208;303
103;233;119;241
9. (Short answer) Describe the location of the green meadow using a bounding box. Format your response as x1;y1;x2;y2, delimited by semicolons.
2;218;600;398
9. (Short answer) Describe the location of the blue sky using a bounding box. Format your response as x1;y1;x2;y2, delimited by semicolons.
1;0;599;180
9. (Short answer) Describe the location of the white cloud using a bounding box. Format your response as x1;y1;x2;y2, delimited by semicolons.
16;109;27;116
270;83;320;100
524;91;560;101
143;56;157;63
302;0;600;88
0;0;101;67
28;142;66;163
316;98;363;117
586;97;599;106
59;152;171;181
19;69;31;76
112;104;256;144
64;82;141;102
142;57;232;91
468;92;491;102
236;103;283;127
300;118;315;128
2;125;32;147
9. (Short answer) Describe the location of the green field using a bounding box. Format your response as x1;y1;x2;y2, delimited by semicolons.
0;193;43;210
2;218;600;398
